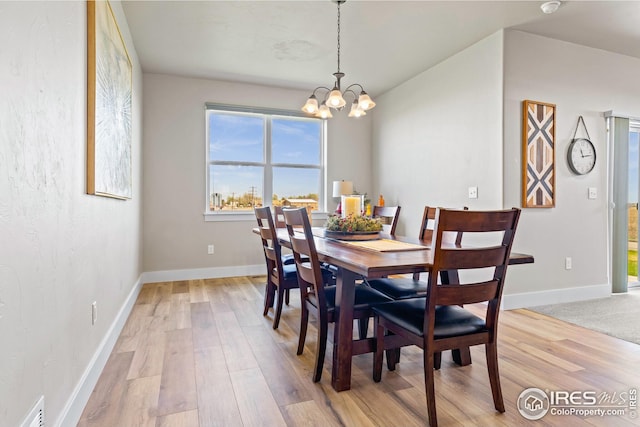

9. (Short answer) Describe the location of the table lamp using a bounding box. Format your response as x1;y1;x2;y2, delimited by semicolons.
332;180;353;214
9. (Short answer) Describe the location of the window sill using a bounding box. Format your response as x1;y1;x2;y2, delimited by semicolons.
204;211;330;222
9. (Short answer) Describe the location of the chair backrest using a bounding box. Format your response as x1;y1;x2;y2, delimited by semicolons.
273;205;286;228
372;205;401;235
419;205;466;244
254;207;285;279
425;208;520;331
282;207;329;308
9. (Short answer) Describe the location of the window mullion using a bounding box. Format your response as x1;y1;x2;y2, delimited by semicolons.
264;116;273;207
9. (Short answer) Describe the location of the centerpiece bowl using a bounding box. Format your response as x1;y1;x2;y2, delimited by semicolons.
324;214;382;241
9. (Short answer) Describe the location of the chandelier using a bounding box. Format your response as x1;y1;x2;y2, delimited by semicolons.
301;0;376;119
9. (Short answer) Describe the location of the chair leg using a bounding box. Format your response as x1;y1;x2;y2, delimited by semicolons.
297;304;309;355
423;350;438;427
263;281;275;316
272;285;285;329
285;288;290;305
386;348;400;371
358;317;369;339
373;319;384;382
313;316;328;382
434;352;442;370
485;342;505;412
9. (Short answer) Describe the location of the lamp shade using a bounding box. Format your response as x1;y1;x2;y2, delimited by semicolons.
301;95;319;114
332;180;353;197
327;89;347;109
358;91;376;110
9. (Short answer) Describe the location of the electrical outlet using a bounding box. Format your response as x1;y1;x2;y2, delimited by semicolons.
565;257;572;270
91;301;97;325
468;186;478;199
588;187;597;199
207;244;215;255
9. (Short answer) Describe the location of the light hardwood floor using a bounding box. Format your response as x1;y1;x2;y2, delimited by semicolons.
78;277;640;427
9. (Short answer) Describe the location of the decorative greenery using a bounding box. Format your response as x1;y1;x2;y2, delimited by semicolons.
325;214;382;233
629;249;637;277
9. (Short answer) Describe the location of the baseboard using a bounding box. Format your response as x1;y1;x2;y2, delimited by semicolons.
54;275;144;427
142;264;266;284
502;283;610;310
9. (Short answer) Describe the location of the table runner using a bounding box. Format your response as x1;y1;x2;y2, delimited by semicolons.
337;239;428;252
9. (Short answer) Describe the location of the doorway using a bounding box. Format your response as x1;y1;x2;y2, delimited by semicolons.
628;123;640;288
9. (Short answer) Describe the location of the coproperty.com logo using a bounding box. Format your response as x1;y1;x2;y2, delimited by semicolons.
517;387;637;420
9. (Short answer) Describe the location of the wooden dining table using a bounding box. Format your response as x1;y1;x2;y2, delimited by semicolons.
259;226;534;392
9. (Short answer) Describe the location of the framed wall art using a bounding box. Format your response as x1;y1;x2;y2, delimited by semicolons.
87;0;132;199
522;100;556;208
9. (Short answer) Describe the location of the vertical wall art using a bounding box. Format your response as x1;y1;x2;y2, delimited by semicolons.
87;0;132;199
522;100;556;208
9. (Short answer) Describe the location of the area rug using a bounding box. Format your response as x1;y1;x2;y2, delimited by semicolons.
526;289;640;345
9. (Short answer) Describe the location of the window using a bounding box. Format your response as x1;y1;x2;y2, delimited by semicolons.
205;104;325;219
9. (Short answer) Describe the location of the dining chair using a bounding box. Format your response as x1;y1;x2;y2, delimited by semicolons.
366;205;466;300
372;207;521;427
282;207;393;382
372;205;401;235
254;206;300;329
273;205;298;269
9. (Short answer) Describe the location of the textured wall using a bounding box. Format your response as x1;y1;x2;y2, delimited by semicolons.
0;2;143;426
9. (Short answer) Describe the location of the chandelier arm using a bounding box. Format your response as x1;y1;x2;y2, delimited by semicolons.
312;86;333;96
342;88;358;101
343;83;365;94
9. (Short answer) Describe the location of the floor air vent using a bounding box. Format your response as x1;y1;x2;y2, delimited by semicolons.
21;395;44;427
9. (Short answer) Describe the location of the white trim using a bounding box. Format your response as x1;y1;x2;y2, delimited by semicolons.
142;264;266;284
204;211;329;222
55;275;143;427
502;283;610;310
603;110;640;121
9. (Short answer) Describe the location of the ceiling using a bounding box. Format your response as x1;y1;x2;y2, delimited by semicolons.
121;1;640;97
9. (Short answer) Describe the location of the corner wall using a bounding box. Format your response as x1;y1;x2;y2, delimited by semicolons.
371;31;505;236
0;2;143;426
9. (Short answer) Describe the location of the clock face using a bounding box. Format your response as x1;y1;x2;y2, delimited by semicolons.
568;138;596;175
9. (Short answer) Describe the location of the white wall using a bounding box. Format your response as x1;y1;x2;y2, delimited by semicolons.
142;74;372;275
502;30;640;306
371;31;505;237
0;2;143;426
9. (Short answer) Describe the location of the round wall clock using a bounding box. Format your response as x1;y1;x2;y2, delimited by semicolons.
567;138;596;175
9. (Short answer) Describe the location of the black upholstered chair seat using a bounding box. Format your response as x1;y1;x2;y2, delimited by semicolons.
372;298;486;338
366;277;427;299
282;253;309;265
280;263;298;280
308;285;392;311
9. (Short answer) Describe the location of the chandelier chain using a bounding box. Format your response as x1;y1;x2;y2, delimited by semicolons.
336;1;341;74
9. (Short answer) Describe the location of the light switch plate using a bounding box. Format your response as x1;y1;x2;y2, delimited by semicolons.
588;187;597;199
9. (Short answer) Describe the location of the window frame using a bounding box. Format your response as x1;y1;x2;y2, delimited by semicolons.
204;103;327;222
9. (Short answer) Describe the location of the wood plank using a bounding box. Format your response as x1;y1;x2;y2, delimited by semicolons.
214;311;259;373
117;375;161;427
78;352;133;427
189;278;209;303
230;367;288;427
191;301;221;349
156;410;199;427
156;328;198;416
194;345;243;427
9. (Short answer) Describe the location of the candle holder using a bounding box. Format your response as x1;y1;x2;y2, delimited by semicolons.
341;195;364;218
